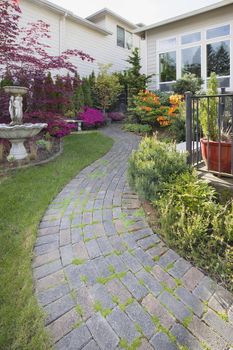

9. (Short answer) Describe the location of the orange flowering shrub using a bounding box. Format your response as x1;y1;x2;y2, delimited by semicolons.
129;90;182;127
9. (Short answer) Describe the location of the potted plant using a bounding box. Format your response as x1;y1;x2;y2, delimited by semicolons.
200;72;232;174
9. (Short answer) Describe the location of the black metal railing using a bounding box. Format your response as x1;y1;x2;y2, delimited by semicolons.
185;88;233;177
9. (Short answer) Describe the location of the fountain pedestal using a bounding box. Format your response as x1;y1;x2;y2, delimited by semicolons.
9;139;27;160
0;86;47;161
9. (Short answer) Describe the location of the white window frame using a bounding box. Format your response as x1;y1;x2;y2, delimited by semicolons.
116;26;133;50
155;21;232;91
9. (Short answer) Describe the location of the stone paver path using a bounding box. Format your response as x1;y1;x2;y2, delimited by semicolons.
33;125;233;350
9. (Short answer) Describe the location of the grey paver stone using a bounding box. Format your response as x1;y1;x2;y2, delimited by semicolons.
188;315;227;350
137;235;160;250
125;301;155;339
150;332;178;350
176;287;204;317
59;229;71;246
158;249;179;268
90;283;115;309
60;245;73;266
171;324;203;350
47;308;80;343
35;233;59;246
33;260;62;280
34;241;59;256
168;258;191;279
142;293;175;329
122;272;148;300
97;237;114;255
82;340;100;350
136;269;163;297
107;307;139;344
33;249;60;268
193;276;217;302
72;241;89;260
37;284;70;306
105;254;126;273
151;265;177;289
38;225;60;236
87;313;119;350
76;286;95;321
121;251;142;273
106;279;132;304
203;309;233;343
35;270;66;292
133;248;155;267
158;291;191;322
86;239;101;259
182;267;204;291
45;294;75;325
56;325;92;350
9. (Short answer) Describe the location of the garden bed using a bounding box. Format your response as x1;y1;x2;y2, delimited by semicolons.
0;137;62;173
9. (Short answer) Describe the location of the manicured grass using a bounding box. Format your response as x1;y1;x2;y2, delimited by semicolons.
0;132;113;350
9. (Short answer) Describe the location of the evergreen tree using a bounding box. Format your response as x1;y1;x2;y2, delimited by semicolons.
82;78;93;107
73;84;84;114
124;48;152;105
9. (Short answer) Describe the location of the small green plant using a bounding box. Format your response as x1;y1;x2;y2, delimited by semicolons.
72;258;86;266
172;72;203;95
123;123;152;135
199;72;218;140
94;301;112;318
128;136;189;201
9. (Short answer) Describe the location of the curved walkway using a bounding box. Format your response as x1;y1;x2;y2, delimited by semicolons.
33;125;233;350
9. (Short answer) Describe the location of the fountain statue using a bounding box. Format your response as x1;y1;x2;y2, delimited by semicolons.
0;86;47;161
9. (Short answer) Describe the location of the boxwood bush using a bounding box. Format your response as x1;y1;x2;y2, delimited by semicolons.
156;171;233;290
128;137;189;201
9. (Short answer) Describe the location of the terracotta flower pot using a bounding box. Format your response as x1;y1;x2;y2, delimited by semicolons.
200;138;232;174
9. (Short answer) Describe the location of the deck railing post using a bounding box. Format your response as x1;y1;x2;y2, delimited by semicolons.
185;91;193;165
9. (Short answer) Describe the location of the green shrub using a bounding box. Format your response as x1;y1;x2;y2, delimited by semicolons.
128;137;189;200
156;171;233;290
123;123;152;134
172;73;203;95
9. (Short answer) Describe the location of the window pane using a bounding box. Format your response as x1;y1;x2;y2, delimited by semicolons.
206;25;230;39
159;51;176;82
125;31;133;50
117;26;125;48
159;82;174;91
158;38;176;51
181;46;201;76
207;40;230;77
181;32;201;45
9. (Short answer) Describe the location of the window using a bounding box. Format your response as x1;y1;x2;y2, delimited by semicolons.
206;25;230;39
181;46;201;76
125;31;133;49
207;40;230;77
159;51;176;82
158;38;176;52
117;26;132;49
117;26;125;48
181;32;201;45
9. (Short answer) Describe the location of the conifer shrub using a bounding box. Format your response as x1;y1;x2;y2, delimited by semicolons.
128;137;189;200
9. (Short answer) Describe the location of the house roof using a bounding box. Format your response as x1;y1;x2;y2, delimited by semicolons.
29;0;112;35
86;8;138;30
135;0;233;34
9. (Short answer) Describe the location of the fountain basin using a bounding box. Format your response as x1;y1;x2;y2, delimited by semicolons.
0;123;48;160
3;86;28;96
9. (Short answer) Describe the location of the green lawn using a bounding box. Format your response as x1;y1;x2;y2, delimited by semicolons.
0;132;113;350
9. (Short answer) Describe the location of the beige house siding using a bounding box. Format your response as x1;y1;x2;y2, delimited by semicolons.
18;0;143;77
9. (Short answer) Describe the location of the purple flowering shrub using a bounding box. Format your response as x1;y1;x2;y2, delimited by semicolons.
24;111;76;137
108;112;125;121
79;107;104;128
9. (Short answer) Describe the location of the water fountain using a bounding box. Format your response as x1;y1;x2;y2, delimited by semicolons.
0;86;47;161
